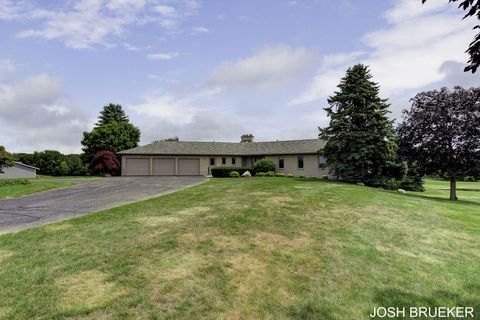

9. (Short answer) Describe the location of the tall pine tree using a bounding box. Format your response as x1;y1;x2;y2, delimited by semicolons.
320;64;397;185
96;103;129;126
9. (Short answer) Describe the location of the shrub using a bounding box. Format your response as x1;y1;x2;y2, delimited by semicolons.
382;178;401;190
211;167;251;178
286;173;294;178
89;150;121;176
255;172;266;177
265;171;275;177
0;179;31;186
229;171;240;178
298;174;305;178
252;159;275;173
275;172;285;177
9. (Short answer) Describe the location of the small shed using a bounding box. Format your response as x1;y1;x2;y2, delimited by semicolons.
0;162;39;179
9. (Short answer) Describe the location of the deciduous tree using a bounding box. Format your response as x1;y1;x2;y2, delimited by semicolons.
82;104;140;162
398;87;480;200
0;146;15;174
89;150;121;176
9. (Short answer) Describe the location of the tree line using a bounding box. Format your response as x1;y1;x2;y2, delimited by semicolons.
0;104;141;177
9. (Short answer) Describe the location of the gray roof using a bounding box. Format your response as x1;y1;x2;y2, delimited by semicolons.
14;161;39;170
118;139;326;156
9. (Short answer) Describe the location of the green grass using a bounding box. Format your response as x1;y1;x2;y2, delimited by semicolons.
36;175;101;180
0;181;73;199
0;178;479;319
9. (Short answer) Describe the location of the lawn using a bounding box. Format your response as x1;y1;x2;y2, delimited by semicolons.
0;177;478;319
0;181;73;199
36;175;101;180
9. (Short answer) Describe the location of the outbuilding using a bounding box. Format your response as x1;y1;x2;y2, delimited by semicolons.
0;162;39;179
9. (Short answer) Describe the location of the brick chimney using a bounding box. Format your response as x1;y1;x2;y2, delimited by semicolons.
240;134;254;143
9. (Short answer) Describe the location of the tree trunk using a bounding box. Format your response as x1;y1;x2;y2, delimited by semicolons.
450;178;458;201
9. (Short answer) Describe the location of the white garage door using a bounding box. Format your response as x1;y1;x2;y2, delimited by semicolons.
178;158;200;175
153;158;175;175
125;158;150;176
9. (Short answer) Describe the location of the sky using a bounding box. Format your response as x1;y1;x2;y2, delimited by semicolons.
0;0;479;154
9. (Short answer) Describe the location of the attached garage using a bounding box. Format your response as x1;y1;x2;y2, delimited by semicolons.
125;158;150;176
178;158;200;176
153;158;175;176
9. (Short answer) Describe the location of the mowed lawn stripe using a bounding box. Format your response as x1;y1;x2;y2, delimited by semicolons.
0;178;478;319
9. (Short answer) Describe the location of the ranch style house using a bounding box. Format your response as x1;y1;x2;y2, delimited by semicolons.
118;134;329;178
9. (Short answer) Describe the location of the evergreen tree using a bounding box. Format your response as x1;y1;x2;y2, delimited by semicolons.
96;103;129;126
319;64;397;185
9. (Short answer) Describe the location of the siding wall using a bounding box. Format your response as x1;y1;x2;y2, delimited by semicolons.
264;154;330;178
0;164;37;179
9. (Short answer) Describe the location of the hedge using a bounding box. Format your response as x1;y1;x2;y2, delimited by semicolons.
211;167;251;177
0;179;31;186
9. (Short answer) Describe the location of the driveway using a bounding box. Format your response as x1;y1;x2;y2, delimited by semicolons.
0;176;207;233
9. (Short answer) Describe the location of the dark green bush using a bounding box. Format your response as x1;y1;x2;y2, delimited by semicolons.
211;167;250;178
252;159;275;173
0;179;31;186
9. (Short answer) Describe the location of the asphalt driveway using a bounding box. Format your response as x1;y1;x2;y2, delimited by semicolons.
0;176;207;233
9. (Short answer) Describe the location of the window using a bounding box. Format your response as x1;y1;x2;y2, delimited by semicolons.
210;158;215;166
278;157;284;169
319;155;326;167
232;157;236;165
222;157;226;165
297;155;304;169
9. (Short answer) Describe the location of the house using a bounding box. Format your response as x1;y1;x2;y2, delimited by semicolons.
118;134;329;178
0;162;39;179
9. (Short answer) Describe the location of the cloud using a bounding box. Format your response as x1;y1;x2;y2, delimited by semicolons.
0;58;16;79
0;74;90;153
291;0;476;105
130;91;199;124
209;44;317;91
3;0;200;49
129;90;244;143
154;5;177;17
191;26;210;34
439;60;480;88
146;52;179;60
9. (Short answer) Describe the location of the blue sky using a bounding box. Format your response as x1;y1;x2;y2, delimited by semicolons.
0;0;479;153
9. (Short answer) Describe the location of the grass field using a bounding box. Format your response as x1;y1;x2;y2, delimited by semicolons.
0;181;73;199
36;175;101;180
0;178;478;319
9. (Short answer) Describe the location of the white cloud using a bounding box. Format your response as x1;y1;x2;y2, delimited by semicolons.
0;58;16;75
3;0;201;49
191;26;210;34
291;0;476;105
129;89;244;143
209;44;317;91
154;5;177;16
130;91;199;124
146;52;179;60
0;74;90;153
